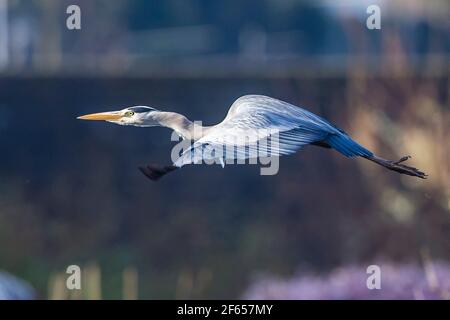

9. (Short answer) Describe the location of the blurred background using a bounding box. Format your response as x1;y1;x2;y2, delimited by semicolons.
0;0;449;299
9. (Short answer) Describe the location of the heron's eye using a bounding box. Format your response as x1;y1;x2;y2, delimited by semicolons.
125;111;135;117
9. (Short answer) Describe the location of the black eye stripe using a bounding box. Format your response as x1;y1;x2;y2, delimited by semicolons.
128;107;154;113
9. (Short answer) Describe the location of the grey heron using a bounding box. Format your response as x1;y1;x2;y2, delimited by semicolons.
77;95;427;181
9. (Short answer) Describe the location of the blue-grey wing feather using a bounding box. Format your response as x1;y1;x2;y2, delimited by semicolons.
174;95;371;167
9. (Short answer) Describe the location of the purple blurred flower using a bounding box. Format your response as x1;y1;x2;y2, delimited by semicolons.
243;262;450;300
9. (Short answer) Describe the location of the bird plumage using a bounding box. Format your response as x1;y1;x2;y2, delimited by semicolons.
174;95;372;167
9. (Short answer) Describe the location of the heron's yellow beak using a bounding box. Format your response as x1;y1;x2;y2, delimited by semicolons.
77;111;123;121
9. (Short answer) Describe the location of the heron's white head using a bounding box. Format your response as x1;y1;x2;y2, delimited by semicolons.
77;106;160;127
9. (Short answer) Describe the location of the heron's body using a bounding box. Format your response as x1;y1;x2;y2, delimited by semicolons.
77;95;426;181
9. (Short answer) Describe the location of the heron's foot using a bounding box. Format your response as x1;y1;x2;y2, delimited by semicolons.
139;164;178;181
388;155;427;179
394;155;411;164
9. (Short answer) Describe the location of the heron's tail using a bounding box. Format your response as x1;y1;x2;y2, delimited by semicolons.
325;133;373;158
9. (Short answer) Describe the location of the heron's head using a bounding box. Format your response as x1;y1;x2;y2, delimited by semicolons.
77;106;159;127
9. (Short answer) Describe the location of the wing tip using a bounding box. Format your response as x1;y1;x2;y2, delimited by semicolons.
139;164;178;181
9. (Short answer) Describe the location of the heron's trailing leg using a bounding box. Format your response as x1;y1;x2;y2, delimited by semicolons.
139;164;178;181
363;155;427;179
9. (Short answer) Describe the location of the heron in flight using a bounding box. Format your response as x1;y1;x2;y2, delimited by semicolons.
77;95;426;181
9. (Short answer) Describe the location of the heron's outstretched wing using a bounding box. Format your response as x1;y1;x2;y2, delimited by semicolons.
174;95;359;167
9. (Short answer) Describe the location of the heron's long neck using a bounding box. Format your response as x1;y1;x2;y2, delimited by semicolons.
152;111;210;140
